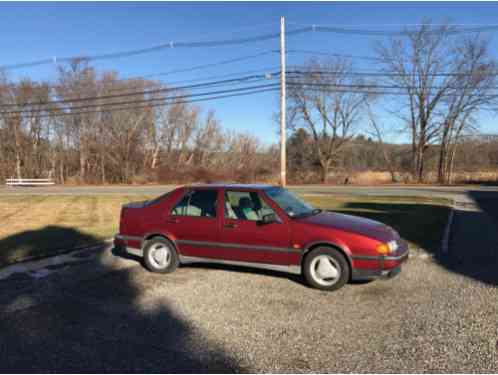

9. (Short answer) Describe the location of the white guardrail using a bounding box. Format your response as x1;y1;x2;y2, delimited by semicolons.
6;178;55;186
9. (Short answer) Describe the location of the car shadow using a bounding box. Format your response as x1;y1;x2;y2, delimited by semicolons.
439;190;498;286
463;180;498;186
329;197;498;287
115;249;377;289
111;245;143;264
329;201;449;254
0;225;242;372
0;225;104;266
182;262;308;287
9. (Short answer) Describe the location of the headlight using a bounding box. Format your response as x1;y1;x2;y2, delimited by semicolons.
388;240;398;252
376;240;398;255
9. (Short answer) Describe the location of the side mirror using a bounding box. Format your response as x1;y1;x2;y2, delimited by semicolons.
260;213;278;225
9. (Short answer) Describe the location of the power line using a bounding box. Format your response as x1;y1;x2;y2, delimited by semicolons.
2;68;495;111
0;27;311;71
158;66;280;86
135;51;278;79
0;69;281;112
287;49;498;69
0;73;279;109
1;83;495;119
288;69;498;78
286;82;498;98
286;80;498;91
1;48;280;96
3;69;496;111
287;49;383;62
1;63;280;97
74;66;280;96
4;79;495;118
289;23;498;36
0;83;280;115
168;21;279;38
287;21;498;27
0;87;279;119
3;21;498;72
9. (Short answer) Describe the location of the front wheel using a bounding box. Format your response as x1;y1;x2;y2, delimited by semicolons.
303;247;350;291
143;237;179;274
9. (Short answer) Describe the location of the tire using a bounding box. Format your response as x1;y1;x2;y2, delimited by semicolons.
143;237;179;274
303;247;350;291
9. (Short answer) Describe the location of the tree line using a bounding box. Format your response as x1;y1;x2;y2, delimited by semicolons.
0;59;273;184
1;22;497;185
287;130;498;184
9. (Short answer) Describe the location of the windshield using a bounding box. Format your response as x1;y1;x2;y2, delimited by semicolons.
265;187;318;218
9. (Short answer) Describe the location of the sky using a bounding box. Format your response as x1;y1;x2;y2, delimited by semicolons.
1;1;497;144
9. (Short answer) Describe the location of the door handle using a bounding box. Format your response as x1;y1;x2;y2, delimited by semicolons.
224;223;238;229
166;217;179;223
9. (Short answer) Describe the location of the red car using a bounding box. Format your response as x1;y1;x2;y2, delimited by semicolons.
115;184;409;291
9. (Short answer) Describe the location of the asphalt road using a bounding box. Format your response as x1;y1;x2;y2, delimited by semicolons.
0;190;497;372
2;183;497;202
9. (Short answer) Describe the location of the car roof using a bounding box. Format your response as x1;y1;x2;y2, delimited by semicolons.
184;183;279;190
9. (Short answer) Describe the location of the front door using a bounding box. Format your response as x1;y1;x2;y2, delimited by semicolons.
220;189;291;265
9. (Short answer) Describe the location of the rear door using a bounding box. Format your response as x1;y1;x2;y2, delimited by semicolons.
166;188;222;259
219;189;292;265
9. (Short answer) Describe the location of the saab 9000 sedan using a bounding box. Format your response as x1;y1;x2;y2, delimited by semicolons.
115;184;409;291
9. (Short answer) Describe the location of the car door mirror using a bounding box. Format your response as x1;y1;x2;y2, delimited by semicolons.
260;213;278;225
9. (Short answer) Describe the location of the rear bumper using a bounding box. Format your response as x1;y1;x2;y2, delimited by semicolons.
351;241;409;281
114;234;143;257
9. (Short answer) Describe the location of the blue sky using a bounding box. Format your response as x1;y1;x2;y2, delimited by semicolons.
1;1;497;144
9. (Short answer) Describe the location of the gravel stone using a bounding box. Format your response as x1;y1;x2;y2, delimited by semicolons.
0;251;496;372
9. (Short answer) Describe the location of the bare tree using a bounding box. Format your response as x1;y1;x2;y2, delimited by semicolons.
193;110;225;168
154;97;199;169
287;58;369;182
436;36;497;183
365;103;398;182
376;22;497;183
376;23;455;182
56;59;98;183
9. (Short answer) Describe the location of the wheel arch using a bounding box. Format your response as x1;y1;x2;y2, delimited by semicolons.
142;232;179;253
301;241;353;276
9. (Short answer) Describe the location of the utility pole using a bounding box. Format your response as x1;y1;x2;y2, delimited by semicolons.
280;16;287;187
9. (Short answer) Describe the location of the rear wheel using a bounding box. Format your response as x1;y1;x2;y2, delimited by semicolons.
143;237;179;274
303;247;350;291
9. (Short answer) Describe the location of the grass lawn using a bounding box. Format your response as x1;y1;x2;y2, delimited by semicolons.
0;193;450;267
0;195;153;266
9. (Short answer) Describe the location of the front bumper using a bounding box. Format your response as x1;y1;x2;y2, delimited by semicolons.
351;240;409;281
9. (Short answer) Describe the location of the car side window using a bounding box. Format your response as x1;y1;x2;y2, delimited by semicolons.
224;191;277;221
171;190;218;217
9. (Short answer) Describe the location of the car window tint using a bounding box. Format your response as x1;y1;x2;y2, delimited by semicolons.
225;191;276;221
171;190;217;217
265;187;314;217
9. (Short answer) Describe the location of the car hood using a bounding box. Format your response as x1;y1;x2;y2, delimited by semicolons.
297;211;397;242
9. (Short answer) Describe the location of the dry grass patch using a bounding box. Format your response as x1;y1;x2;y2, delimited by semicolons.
0;195;152;266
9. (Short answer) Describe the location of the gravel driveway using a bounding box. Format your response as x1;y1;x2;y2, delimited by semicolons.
0;243;496;373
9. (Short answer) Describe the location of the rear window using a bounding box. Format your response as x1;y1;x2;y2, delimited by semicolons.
145;191;173;207
171;189;218;217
